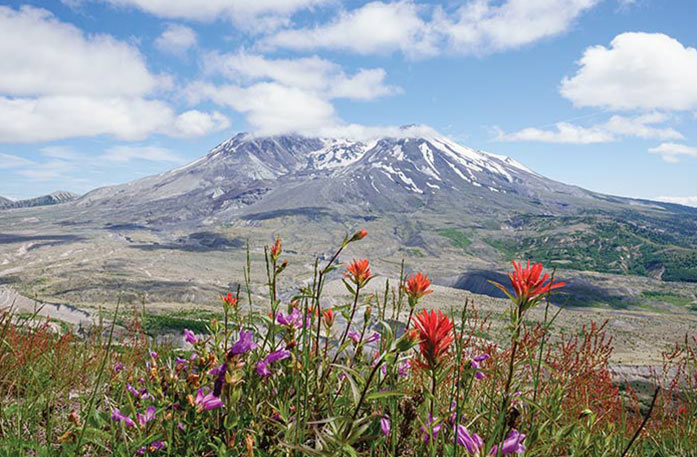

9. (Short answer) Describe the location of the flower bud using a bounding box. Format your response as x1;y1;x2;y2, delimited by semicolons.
350;229;368;242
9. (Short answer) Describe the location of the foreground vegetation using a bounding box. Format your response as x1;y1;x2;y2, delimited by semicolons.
1;231;695;456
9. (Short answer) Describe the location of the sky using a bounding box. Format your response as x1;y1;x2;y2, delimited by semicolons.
0;0;695;206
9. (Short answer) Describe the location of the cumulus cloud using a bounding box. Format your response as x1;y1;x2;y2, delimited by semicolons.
0;96;230;142
0;6;229;143
648;143;697;163
204;52;400;99
262;0;601;58
561;33;697;111
0;5;165;97
187;82;339;135
155;23;197;55
191;53;399;135
653;196;697;208
498;113;683;144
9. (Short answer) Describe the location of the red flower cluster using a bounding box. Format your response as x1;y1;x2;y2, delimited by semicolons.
322;308;334;328
405;272;433;302
345;259;374;287
495;260;565;306
220;293;238;309
411;309;454;370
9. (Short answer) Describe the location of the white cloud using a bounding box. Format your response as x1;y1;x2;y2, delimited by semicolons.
173;110;231;137
498;113;682;144
602;113;682;140
188;82;338;135
497;122;613;144
0;5;164;97
16;160;74;181
262;1;437;57
0;6;227;143
262;0;601;58
101;145;184;163
561;33;697;111
648;143;697;163
0;152;34;168
653;196;697;208
155;23;197;55
77;0;327;25
204;52;399;100
435;0;602;55
191;53;399;135
0;96;229;142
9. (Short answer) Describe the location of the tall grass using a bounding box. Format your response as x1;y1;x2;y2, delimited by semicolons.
0;231;694;456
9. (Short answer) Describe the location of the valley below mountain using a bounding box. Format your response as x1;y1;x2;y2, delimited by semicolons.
0;129;695;365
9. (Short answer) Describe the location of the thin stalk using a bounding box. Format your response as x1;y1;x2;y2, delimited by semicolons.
620;386;660;457
74;297;121;454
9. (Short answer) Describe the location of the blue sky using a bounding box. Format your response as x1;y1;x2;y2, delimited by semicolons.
0;0;695;206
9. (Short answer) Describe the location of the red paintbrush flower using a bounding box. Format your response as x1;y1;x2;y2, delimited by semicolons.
411;309;454;370
270;236;282;260
344;259;375;287
404;272;433;303
493;260;565;308
322;308;334;328
220;293;238;309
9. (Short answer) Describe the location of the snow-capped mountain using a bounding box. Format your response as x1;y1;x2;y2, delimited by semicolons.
73;130;677;226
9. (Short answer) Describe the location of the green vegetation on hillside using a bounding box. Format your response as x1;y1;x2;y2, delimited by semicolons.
486;214;697;283
438;228;471;250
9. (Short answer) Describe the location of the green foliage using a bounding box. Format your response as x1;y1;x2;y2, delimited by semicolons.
486;215;697;283
1;235;695;456
437;228;472;250
641;291;694;308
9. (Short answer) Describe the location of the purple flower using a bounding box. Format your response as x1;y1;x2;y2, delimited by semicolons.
150;351;158;358
229;330;257;355
184;328;198;344
111;408;135;427
380;415;390;436
277;308;304;329
489;429;526;455
365;332;381;344
471;354;489;380
208;363;225;377
455;425;484;455
126;383;140;396
420;415;442;444
474;353;490;363
138;440;165;455
256;361;272;377
177;422;185;431
126;383;149;400
265;349;291;364
113;362;124;373
347;330;361;344
195;388;224;411
137;406;156;427
256;349;291;377
380;365;387;376
398;359;410;377
213;362;227;397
